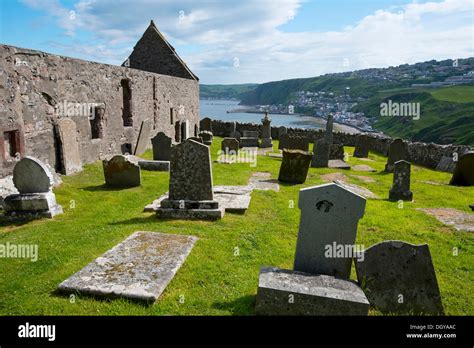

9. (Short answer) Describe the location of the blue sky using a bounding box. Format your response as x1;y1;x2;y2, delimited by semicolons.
1;0;473;84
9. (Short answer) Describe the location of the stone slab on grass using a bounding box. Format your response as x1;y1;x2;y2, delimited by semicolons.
58;231;197;303
328;159;351;170
333;180;379;199
352;164;376;172
138;160;170;171
418;208;474;232
255;267;369;315
249;172;280;192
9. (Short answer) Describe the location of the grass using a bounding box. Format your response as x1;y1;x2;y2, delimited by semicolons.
431;85;474;103
0;137;473;315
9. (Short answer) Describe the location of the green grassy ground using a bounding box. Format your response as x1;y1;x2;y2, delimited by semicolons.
0;138;473;315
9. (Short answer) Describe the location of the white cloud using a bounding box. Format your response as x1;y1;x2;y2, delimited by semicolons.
21;0;474;83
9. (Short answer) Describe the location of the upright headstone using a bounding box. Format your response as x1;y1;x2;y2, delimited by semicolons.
240;130;259;147
278;126;287;138
353;134;370;158
325;114;334;145
103;155;141;187
279;134;309;152
389;160;413;201
3;156;63;218
311;138;330;168
449;151;474;186
229;122;241;140
151;132;172;161
55;118;82;175
355;241;444;315
198;131;213;146
260;112;273;148
133;119;153;156
329;143;344;160
200;117;213;132
294;183;366;279
221;138;239;154
278;150;312;184
156;139;224;220
385;138;409;172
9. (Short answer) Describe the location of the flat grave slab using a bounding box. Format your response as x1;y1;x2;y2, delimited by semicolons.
320;172;348;183
352;164;376;172
418;208;474;232
138;160;170;171
249;172;280;192
58;231;197;303
328;159;351;170
333;180;379;199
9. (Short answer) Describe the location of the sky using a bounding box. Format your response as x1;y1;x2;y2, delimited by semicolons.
0;0;473;84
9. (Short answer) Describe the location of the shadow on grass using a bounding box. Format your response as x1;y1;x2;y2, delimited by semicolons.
0;215;44;229
82;184;137;192
108;214;159;226
52;288;153;308
212;294;256;315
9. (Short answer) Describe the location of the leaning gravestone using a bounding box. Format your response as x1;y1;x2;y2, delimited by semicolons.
389;160;413;201
200;117;213;132
355;241;444;315
221;138;239;154
294;183;366;279
449;151;474;186
103;155;141;187
156;139;224;220
133;119;153;155
55;117;82;175
278;150;312;184
151;132;172;161
353;134;370;158
3;156;63;218
385;138;409;172
311;138;330;168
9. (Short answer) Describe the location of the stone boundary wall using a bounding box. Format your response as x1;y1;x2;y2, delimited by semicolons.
210;119;472;170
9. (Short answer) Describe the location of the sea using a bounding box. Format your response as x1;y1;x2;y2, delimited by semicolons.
200;99;324;129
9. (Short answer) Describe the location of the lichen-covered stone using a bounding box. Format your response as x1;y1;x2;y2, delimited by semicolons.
278;149;312;184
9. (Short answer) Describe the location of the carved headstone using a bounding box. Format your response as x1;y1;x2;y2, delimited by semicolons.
103;155;141;187
385;138;409;172
389;160;413;201
278;150;312;184
353;134;370;158
311;138;330;168
221;138;239;154
56;118;82;175
151;132;172;161
355;241;444;315
133;119;153;156
449;151;474;186
13;156;53;194
260;112;273;148
294;183;366;279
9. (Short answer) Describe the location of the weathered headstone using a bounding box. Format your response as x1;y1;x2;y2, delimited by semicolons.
353;134;370;158
133;119;153;155
240;130;259;147
3;156;63;218
55;117;82;175
260;112;273;148
449;151;474;186
156;139;224;220
294;183;366;279
325;114;334;145
198;131;213;146
389;160;413;201
278;126;287;138
188;136;203;143
435;156;456;173
103;155;141;187
200;117;213;132
221;138;239;154
229;122;241;140
151;132;172;161
329;143;344;160
355;241;444;315
279;134;309;152
311;138;330;168
278;150;312;184
385;138;409;172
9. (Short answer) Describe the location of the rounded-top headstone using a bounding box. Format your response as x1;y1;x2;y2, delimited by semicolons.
13;156;54;194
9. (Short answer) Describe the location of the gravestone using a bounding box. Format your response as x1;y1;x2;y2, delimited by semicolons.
198;131;213;146
325;114;334;145
221;138;239;154
389;160;413;201
243;130;259;138
353;134;370;158
55;118;82;175
229;122;241;140
260;112;273;148
103;155;141;187
133;119;153;155
240;130;259;147
3;156;63;218
311;138;330;168
151;132;172;161
278;126;287;138
355;241;444;315
385;138;409;172
278;133;290;150
188;136;203;143
156;139;224;220
278;150;312;184
279;134;309;152
449;151;474;186
200;117;213;132
329;143;344;160
294;183;366;279
435;156;456;173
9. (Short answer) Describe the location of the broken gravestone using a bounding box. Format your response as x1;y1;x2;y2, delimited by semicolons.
278;149;312;184
151;132;172;161
103;155;141;187
389;160;413;201
385;138;409;172
355;240;444;315
133;119;153;156
449;151;474;186
55;117;82;175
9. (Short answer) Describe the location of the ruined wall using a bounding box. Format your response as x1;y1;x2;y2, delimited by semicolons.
0;44;199;177
209;119;472;170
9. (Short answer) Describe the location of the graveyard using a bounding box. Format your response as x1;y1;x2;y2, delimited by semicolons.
0;136;472;316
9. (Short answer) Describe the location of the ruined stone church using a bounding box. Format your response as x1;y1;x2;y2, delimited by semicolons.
0;20;200;178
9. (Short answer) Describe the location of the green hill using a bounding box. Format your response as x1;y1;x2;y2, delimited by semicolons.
352;85;474;145
200;83;258;99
